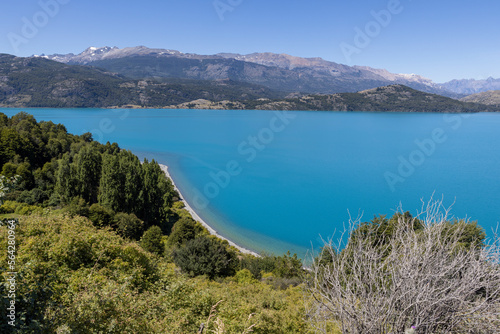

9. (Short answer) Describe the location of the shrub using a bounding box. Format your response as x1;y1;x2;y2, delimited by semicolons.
167;216;205;247
115;212;144;240
140;225;164;256
65;197;89;217
88;203;114;228
0;200;21;214
173;236;237;279
234;268;257;284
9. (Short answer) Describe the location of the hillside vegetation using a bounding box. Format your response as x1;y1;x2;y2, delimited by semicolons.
0;112;312;333
461;90;500;106
0;55;283;108
0;54;496;112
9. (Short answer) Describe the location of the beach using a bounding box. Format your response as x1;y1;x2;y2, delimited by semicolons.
159;164;260;257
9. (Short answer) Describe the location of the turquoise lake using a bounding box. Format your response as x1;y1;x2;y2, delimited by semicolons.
2;108;500;257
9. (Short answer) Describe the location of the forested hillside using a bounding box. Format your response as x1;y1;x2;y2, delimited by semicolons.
0;112;310;333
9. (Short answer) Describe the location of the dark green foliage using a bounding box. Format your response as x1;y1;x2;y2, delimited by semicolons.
441;219;486;250
115;212;144;240
0;113;179;244
349;212;485;256
56;153;78;203
351;212;423;250
119;150;144;215
272;251;303;279
140;226;165;255
98;153;124;212
65;197;89;218
240;254;279;279
173;236;237;279
73;144;102;203
88;203;114;228
167;216;205;247
1;162;17;177
141;160;174;227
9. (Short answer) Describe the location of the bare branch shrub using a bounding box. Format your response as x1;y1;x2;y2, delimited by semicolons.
306;199;500;333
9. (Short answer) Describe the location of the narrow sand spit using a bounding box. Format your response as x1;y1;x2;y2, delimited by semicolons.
160;164;260;257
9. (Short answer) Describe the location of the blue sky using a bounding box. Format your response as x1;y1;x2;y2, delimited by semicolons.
1;0;498;82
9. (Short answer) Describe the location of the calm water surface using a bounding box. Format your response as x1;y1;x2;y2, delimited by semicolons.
3;108;499;257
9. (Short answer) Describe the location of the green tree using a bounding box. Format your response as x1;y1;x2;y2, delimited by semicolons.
115;212;144;240
73;144;102;203
167;216;205;247
173;236;237;279
55;154;78;203
141;160;174;226
118;150;144;214
88;203;114;228
16;162;35;190
98;153;124;212
273;251;302;278
140;225;164;256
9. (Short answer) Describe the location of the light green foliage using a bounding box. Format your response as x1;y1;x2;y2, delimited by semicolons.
141;225;165;256
0;200;20;213
234;269;258;284
272;251;303;279
88;203;114;228
0;214;315;333
167;216;206;247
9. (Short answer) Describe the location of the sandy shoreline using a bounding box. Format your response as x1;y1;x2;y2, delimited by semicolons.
159;164;260;257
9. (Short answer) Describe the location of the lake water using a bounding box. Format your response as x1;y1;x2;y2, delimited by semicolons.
3;108;500;257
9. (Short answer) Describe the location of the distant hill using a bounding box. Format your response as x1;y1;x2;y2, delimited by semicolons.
440;78;500;95
460;90;500;106
0;54;284;108
246;85;495;112
37;46;458;97
0;54;495;112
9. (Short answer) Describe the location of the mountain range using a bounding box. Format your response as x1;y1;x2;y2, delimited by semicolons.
0;52;496;112
36;46;494;98
0;45;497;111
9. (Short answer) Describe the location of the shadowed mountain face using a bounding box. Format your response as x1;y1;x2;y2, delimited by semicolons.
252;85;495;112
37;46;461;97
0;54;284;108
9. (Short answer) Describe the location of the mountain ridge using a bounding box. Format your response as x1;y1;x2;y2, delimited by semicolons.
1;53;495;112
36;46;469;98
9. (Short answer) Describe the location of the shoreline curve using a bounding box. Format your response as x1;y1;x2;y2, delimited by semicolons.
159;164;260;257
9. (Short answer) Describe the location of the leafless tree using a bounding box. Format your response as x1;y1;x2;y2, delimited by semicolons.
305;199;500;334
